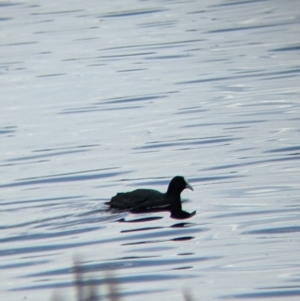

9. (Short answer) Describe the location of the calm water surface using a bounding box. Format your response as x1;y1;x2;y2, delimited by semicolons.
1;0;300;300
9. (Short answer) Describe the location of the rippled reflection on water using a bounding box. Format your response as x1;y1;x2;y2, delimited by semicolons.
1;0;300;300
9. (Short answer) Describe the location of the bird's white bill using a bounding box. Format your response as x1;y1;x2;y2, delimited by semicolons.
184;177;194;191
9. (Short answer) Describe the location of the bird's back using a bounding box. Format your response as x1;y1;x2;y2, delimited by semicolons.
108;189;168;210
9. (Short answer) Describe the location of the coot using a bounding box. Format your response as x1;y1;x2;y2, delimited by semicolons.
106;176;196;219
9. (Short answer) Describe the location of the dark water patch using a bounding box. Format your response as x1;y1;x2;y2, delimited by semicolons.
171;236;194;241
6;149;89;162
139;21;176;28
235;68;264;75
117;68;146;72
59;106;102;114
210;0;270;7
59;94;169;113
0;259;50;270
99;51;156;59
188;10;205;14
222;288;300;299
175;75;232;85
287;274;300;282
171;223;197;228
206;24;273;33
264;145;300;154
213;209;278;219
145;54;190;60
121;227;162;233
0;160;50;167
41;213;116;230
205;19;299;34
239;100;298;108
243;226;300;235
120;227;203;242
176;107;208;115
31;9;84;15
176;67;300;85
0;226;205;257
254;67;300;79
271;44;300;52
224;125;248;130
0;240;101;257
172;266;192;270
62;56;97;62
2;41;38;46
24;255;213;278
128;206;173;215
2;200;73;212
190;175;244;183
202;161;258;171
114;175;165;185
201;155;300;172
36;73;65;78
100;9;167;18
73;37;99;42
101;39;205;51
87;63;108;67
0;213;74;230
134;136;241;150
121;229;205;246
0;17;13;21
118;255;158;260
0;126;16;135
127;174;243;189
32;144;99;152
0;2;22;7
0;195;84;207
18;167;118;181
185;119;266;128
128;246;174;253
101;95;166;105
239;110;299;118
11;273;191;292
237;284;300;290
264;74;298;81
0;169;126;188
0;227;101;244
60;105;143;114
219;186;300;201
0;60;22;66
122;237;187;246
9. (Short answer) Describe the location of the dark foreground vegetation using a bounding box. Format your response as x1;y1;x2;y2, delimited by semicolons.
51;258;193;301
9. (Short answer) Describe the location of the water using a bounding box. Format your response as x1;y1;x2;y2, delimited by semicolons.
1;0;300;300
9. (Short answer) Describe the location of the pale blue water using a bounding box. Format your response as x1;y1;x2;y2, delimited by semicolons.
1;0;300;300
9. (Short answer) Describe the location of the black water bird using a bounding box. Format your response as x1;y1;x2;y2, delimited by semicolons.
106;176;196;219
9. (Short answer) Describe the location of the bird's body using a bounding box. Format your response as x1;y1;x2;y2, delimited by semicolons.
106;176;196;219
109;189;168;210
